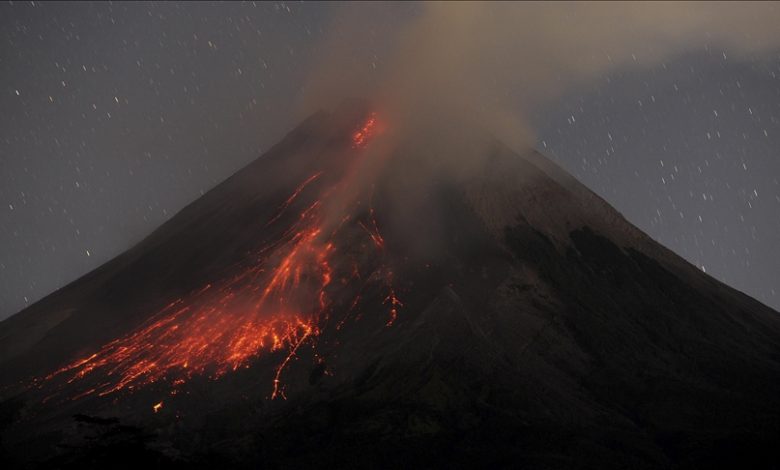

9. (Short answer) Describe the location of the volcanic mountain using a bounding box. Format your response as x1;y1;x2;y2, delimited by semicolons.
1;102;779;469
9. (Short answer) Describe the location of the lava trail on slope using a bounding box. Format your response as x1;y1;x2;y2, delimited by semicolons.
37;112;398;402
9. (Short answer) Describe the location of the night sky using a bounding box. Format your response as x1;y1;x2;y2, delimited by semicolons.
1;2;779;320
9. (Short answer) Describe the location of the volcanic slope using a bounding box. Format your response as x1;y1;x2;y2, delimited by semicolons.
1;103;779;469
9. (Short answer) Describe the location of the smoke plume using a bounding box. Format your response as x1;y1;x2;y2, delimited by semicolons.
302;2;780;151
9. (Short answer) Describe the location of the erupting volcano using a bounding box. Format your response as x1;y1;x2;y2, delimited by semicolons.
1;102;779;469
38;111;394;403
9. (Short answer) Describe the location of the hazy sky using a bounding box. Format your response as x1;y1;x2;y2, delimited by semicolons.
1;2;779;320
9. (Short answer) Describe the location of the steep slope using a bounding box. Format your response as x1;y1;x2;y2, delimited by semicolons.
1;103;779;469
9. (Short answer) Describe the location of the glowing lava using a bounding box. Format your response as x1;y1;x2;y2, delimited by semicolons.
351;112;378;148
40;112;401;403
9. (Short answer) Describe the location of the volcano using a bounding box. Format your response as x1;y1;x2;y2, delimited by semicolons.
1;101;779;469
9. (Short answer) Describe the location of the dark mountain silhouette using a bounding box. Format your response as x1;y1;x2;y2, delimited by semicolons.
1;102;779;469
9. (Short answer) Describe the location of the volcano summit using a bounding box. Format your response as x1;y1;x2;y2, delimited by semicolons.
1;102;779;469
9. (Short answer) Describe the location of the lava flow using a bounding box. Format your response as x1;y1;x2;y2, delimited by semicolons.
40;112;400;403
351;112;378;148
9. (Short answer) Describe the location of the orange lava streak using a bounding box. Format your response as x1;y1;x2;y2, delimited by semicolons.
351;112;378;148
271;321;316;400
384;288;403;326
365;190;400;326
358;221;385;249
265;171;323;227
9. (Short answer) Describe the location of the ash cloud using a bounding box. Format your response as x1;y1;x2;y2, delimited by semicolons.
303;2;780;152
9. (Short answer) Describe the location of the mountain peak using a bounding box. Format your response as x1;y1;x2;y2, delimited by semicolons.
1;105;779;468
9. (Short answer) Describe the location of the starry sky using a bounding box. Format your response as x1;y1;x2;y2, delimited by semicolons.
1;2;779;320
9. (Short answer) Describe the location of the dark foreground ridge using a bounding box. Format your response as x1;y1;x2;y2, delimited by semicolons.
1;103;779;469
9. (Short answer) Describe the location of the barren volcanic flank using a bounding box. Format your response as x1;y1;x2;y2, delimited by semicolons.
1;102;779;469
